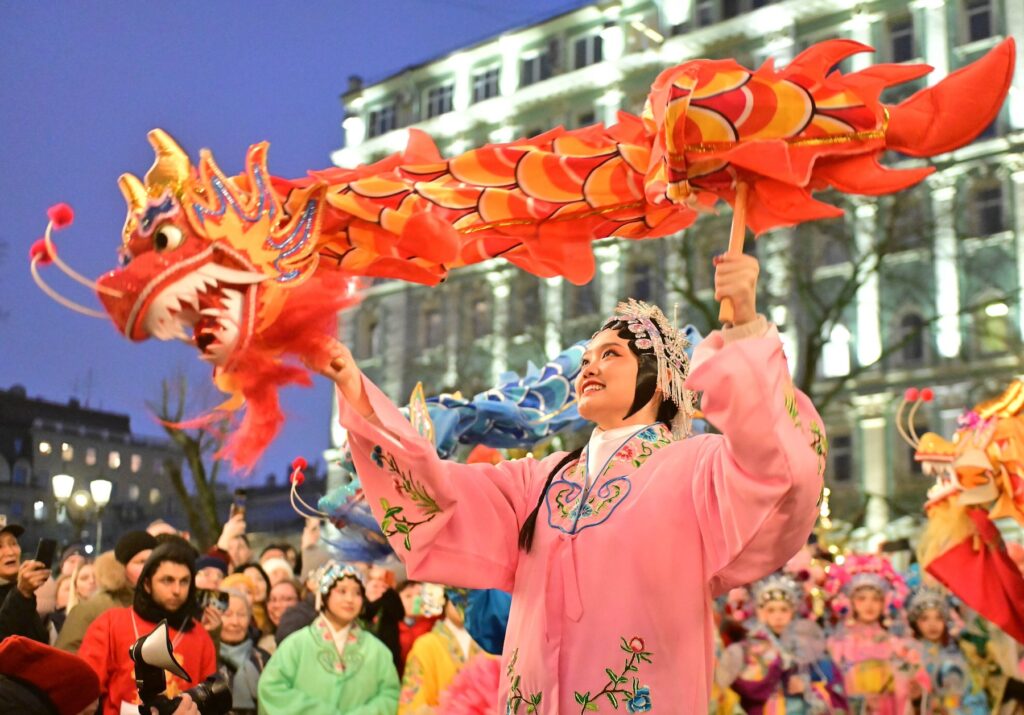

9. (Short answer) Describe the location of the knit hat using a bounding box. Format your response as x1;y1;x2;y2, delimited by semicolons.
114;530;157;565
196;555;229;575
0;636;100;714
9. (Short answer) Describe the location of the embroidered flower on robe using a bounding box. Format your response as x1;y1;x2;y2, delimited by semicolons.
626;686;652;713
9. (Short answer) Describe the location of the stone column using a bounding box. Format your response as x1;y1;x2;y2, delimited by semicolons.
544;276;564;358
853;394;892;532
912;0;950;82
595;243;623;315
761;229;798;370
853;201;882;367
1006;0;1024;129
1010;159;1024;338
929;173;961;358
487;269;511;383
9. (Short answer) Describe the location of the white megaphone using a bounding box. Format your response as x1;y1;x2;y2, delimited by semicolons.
129;620;191;699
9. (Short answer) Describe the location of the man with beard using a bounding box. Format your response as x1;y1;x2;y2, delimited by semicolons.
56;529;157;652
78;541;217;715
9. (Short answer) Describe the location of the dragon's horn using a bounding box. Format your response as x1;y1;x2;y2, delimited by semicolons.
144;128;192;192
117;173;147;212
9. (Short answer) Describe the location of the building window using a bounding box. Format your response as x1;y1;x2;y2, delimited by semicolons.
85;447;97;466
38;441;52;455
471;297;491;339
357;310;384;359
12;461;30;486
425;83;454;119
108;451;121;470
565;281;598;318
61;442;74;462
963;0;994;43
520;52;553;87
822;324;851;377
367;103;397;138
149;488;162;505
509;275;541;336
696;0;715;27
573;33;603;70
975;300;1012;355
829;435;853;482
576;110;596;128
128;485;141;502
130;454;142;474
628;261;655;302
0;458;9;484
888;15;915;62
421;306;443;350
973;184;1005;235
722;0;742;19
891;312;927;367
472;67;501;103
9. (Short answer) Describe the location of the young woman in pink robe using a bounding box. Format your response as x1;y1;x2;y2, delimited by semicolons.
311;254;825;713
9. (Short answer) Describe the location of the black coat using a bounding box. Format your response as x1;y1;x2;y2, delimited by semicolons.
274;595;316;645
0;581;48;645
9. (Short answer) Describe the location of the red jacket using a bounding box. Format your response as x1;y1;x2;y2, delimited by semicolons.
78;606;216;715
398;615;438;671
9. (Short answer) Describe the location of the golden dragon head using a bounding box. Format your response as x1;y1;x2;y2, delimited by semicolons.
96;129;326;367
901;384;1024;524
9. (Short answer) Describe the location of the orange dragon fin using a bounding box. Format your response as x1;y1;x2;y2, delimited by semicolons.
811;153;934;196
785;38;873;80
887;37;1015;157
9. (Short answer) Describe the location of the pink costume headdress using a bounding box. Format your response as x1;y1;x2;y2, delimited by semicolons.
604;298;695;439
824;553;909;617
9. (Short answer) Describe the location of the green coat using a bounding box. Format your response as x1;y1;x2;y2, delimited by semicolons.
258;617;399;715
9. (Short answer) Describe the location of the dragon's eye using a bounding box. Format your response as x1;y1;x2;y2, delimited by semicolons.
153;223;185;252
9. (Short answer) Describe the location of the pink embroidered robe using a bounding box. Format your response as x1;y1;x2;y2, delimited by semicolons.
337;328;825;714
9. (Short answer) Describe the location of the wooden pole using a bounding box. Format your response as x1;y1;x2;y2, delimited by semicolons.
718;182;749;325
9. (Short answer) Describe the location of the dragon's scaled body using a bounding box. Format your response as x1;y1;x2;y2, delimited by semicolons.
81;38;1013;468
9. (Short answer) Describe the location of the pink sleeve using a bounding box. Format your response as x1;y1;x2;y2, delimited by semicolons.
336;375;559;591
686;327;825;596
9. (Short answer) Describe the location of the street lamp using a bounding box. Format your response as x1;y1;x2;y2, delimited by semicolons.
67;490;92;543
52;474;75;520
89;479;113;552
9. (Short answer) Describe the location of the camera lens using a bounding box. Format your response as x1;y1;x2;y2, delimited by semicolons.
185;675;233;715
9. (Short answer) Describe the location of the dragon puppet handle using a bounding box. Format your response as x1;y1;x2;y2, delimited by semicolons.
32;38;1016;470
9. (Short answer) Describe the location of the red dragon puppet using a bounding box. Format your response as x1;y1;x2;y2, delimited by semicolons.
900;384;1024;643
32;38;1015;470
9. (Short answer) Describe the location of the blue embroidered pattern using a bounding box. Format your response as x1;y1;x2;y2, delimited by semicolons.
545;424;672;535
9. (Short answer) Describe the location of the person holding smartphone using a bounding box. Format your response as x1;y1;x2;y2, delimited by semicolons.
0;517;50;644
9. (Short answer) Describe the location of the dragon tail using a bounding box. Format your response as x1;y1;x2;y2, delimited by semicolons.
886;37;1016;157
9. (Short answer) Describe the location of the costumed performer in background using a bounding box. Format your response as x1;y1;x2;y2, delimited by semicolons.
308;251;825;714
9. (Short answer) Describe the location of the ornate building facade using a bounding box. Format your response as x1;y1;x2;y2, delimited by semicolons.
329;0;1024;540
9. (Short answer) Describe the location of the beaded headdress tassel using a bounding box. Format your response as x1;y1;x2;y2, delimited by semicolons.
604;298;695;439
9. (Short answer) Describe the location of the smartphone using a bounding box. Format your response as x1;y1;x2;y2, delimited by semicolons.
34;538;58;570
230;488;247;519
197;588;229;612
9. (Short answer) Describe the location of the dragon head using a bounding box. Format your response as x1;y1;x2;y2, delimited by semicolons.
96;129;325;367
26;129;362;470
903;384;1024;524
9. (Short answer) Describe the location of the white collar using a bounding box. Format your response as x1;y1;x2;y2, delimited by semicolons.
586;423;652;481
321;615;352;657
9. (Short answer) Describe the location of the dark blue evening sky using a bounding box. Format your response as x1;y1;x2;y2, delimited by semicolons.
0;0;582;483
